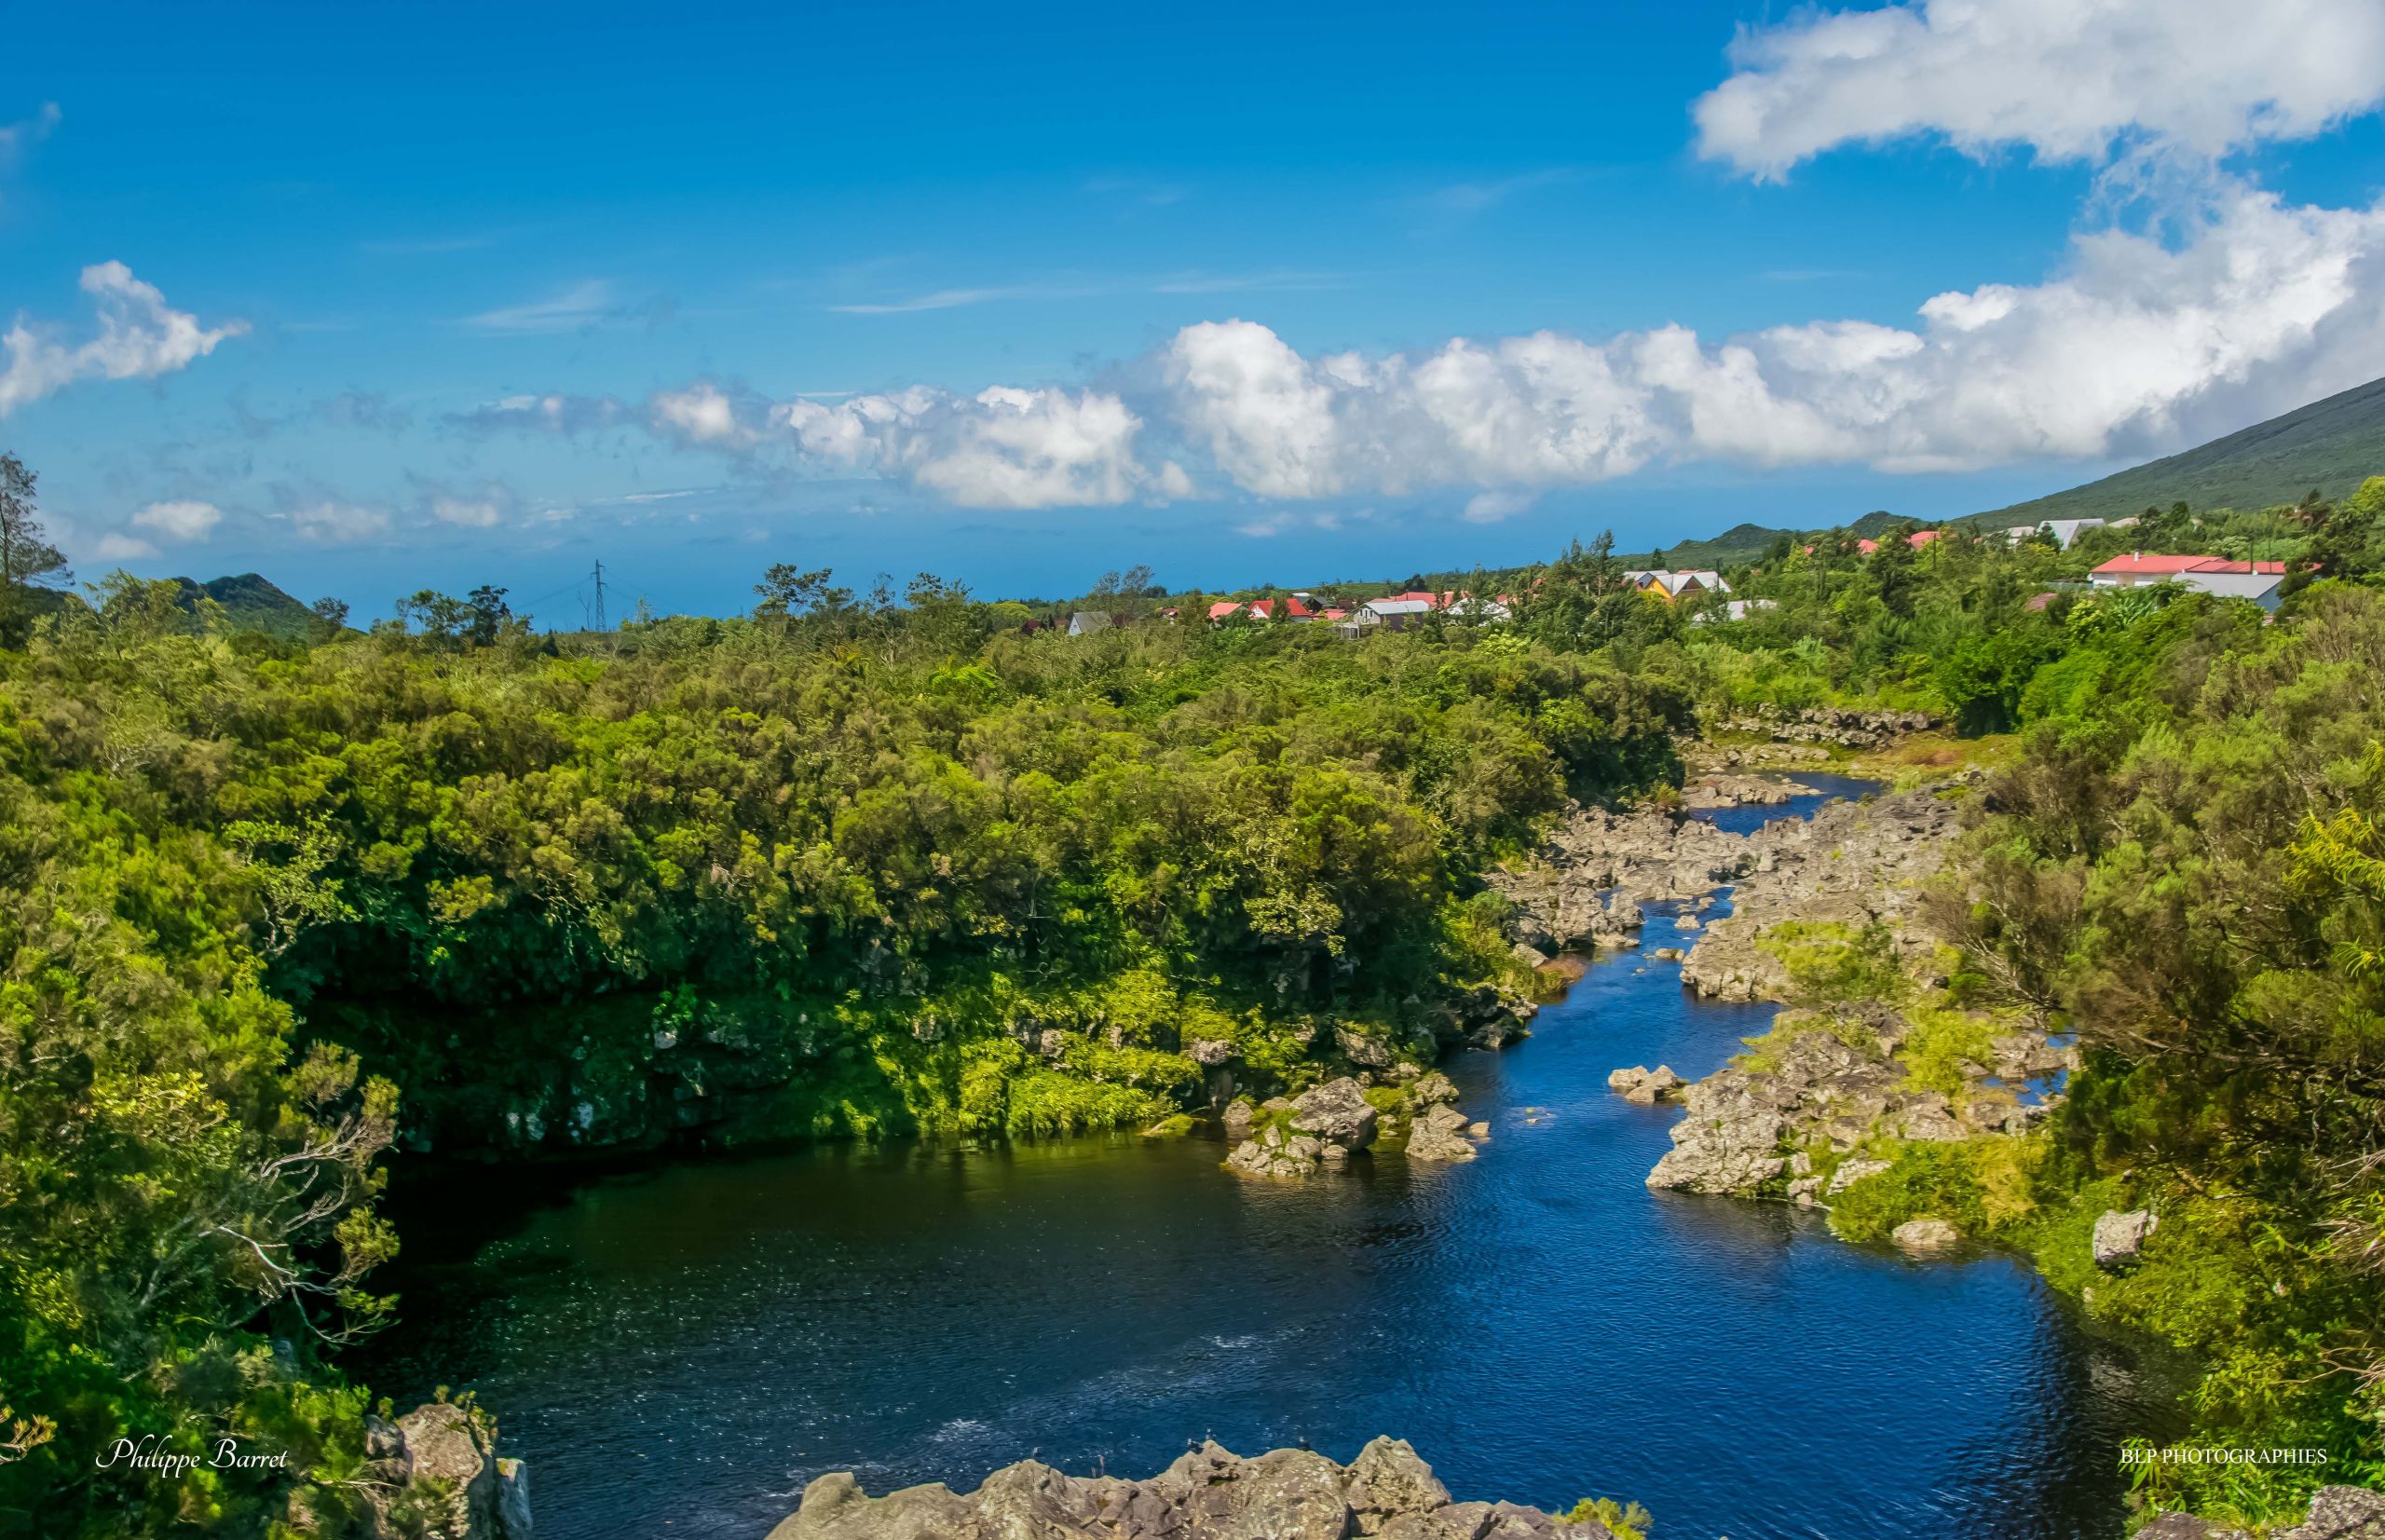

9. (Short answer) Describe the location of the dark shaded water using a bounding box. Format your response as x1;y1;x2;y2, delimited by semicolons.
362;784;2177;1540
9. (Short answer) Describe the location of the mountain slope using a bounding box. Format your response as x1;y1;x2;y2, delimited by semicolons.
1979;375;2385;527
172;573;320;638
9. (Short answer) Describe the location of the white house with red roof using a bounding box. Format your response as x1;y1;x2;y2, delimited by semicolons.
2091;553;2289;610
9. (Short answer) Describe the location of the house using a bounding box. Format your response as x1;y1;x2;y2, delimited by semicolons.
2090;553;2289;612
2090;553;2286;589
1854;530;1938;555
1206;599;1246;621
1066;611;1117;636
1353;596;1438;630
2181;571;2285;611
1625;569;1732;602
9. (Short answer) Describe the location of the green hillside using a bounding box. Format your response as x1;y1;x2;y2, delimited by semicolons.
15;574;320;637
178;572;320;638
1979;375;2385;527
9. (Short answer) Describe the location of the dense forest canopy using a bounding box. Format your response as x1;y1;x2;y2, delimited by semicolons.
2;459;2382;1533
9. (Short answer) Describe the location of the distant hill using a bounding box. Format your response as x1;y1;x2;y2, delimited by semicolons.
1626;511;1911;570
14;573;322;637
1978;375;2385;528
174;573;320;638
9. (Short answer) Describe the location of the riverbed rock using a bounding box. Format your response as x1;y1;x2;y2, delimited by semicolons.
1646;1084;1787;1193
1227;1126;1326;1179
1411;1070;1458;1106
767;1440;1618;1540
1186;1038;1234;1067
1892;1218;1961;1253
2092;1208;2159;1271
1221;1099;1256;1138
1680;773;1810;810
1288;1078;1380;1151
1711;704;1937;750
1605;1065;1684;1104
1407;1103;1479;1163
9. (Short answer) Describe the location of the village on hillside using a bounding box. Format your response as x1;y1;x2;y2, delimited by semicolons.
1044;511;2300;638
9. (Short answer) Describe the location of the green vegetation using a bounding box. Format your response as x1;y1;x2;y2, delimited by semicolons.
1562;1495;1652;1540
2;439;2383;1534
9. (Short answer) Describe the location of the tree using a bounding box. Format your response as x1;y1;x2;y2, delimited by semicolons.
753;562;852;633
464;584;512;647
0;453;71;647
310;596;351;636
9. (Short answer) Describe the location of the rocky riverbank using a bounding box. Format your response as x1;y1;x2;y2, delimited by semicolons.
1487;781;1961;969
1490;772;2078;1212
767;1438;1633;1540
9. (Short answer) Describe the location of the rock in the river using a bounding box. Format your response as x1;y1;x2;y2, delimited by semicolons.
1407;1103;1479;1163
1288;1077;1380;1152
1646;1082;1786;1193
1227;1125;1328;1179
1221;1099;1256;1138
1605;1065;1684;1104
1892;1218;1960;1253
766;1438;1623;1540
2092;1208;2158;1271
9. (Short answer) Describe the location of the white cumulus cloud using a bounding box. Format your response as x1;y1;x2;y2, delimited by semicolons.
430;496;502;528
0;262;248;416
293;501;388;543
650;381;767;450
777;385;1156;508
1693;0;2385;181
130;498;223;541
92;532;158;561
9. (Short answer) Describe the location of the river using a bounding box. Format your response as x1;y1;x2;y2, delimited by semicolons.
360;777;2178;1540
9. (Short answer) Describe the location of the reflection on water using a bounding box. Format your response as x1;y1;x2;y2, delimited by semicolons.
361;782;2179;1540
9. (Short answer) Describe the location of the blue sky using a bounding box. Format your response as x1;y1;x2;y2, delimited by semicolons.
5;0;2385;620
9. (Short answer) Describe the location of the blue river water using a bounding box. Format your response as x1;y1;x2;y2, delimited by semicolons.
361;781;2178;1540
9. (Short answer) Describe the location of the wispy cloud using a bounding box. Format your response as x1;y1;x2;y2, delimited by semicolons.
830;270;1342;314
1405;167;1581;225
829;285;1071;315
0;102;61;163
460;279;621;334
443;391;629;436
